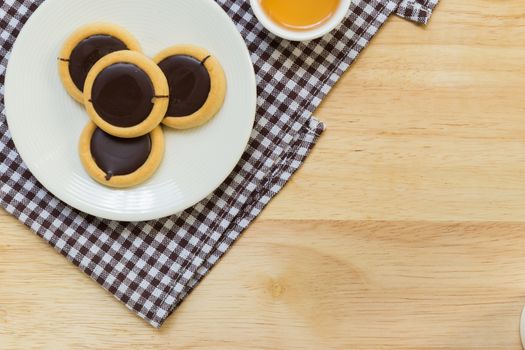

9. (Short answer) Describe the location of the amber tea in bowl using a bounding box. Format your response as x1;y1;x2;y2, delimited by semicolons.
250;0;351;41
260;0;340;31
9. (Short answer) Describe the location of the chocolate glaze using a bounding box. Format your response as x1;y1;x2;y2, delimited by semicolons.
68;35;128;91
157;55;211;117
91;63;154;127
90;128;151;180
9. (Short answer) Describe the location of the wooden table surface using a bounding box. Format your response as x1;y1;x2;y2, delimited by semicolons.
2;1;525;349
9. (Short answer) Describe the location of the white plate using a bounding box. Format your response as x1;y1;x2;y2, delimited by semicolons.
5;0;256;221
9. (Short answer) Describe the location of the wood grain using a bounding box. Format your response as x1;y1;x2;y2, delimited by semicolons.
2;1;525;349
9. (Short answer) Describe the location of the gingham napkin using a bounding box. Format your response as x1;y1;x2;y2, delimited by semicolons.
0;0;438;327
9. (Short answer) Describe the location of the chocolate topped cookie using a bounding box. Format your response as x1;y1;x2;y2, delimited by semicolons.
58;23;142;104
84;50;169;138
154;45;226;130
79;122;164;188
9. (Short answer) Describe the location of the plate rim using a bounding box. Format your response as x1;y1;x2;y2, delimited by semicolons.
4;0;256;222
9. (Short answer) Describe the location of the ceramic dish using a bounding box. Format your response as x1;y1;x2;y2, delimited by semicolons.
5;0;256;221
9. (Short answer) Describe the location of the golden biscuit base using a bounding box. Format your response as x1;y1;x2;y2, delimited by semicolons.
84;50;169;138
153;45;226;130
58;22;142;104
79;122;164;188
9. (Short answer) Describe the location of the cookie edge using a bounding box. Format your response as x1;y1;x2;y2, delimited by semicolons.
79;122;165;188
153;45;227;130
58;22;142;104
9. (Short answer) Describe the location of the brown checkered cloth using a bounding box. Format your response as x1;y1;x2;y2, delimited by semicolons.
0;0;438;327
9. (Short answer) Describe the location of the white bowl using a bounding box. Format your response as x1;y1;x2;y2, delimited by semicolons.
250;0;351;41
